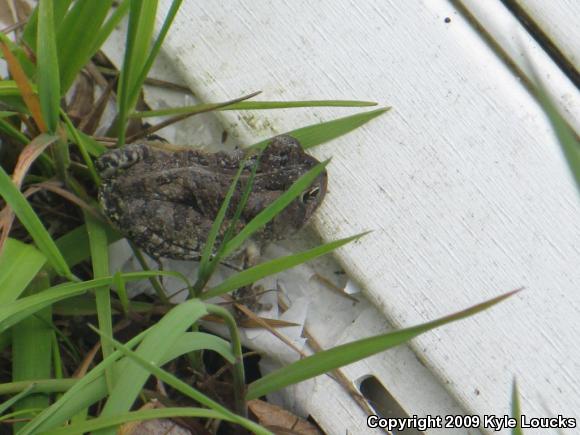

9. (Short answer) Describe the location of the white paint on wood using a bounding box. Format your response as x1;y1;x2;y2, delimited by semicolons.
156;0;580;432
515;0;580;67
459;0;579;132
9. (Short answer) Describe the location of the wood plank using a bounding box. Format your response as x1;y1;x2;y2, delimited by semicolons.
157;0;580;430
513;0;579;67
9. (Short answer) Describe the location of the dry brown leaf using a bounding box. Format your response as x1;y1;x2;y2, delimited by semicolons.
0;41;46;132
0;135;58;253
67;71;95;125
119;401;192;435
202;314;300;329
248;399;322;435
0;0;31;30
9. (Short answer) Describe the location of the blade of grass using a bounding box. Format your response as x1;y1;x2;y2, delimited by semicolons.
524;65;580;189
92;325;272;435
0;35;46;132
11;273;53;432
219;161;328;260
40;408;237;435
197;154;250;277
112;271;129;314
125;0;158;111
84;211;114;390
133;99;378;118
0;165;73;280
56;1;114;92
195;150;261;295
128;0;183;106
125;91;261;143
213;148;263;258
116;0;158;145
18;329;149;435
0;81;23;97
511;379;524;435
163;331;235;363
202;233;365;299
11;133;58;188
127;240;170;303
21;0;74;51
0;379;77;397
55;225;120;268
61;109;100;184
252;107;390;150
14;327;238;432
0;271;183;333
0;118;29;144
0;238;46;305
88;0;132;57
94;299;207;435
0;383;36;415
37;0;60;133
246;289;521;400
0;331;232;398
205;305;246;416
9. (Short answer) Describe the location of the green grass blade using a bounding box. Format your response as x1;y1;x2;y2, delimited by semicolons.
116;0;158;144
89;0;131;57
219;161;329;260
0;238;46;305
61;109;100;184
0;383;36;415
0;379;76;397
0;165;73;280
0;80;25;97
55;225;120;268
203;233;365;299
246;289;520;400
198;157;248;272
164;332;235;363
134;99;378;118
129;0;182;105
0;118;29;144
57;0;114;92
11;273;52;432
16;329;236;433
84;211;114;389
521;54;580;191
22;0;73;51
93;325;272;435
36;0;61;133
195;152;261;295
18;330;148;435
511;379;524;435
216;151;261;252
95;299;207;430
40;408;234;435
113;271;129;314
253;107;390;150
0;271;179;333
533;87;579;189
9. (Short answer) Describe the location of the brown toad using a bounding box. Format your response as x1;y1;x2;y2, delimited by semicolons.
96;135;327;260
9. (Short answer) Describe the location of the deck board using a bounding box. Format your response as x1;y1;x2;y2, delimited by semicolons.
157;0;580;432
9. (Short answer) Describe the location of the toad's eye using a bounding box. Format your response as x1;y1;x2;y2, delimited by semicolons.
300;186;320;204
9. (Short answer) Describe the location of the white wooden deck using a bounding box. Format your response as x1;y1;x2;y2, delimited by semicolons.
151;1;579;433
